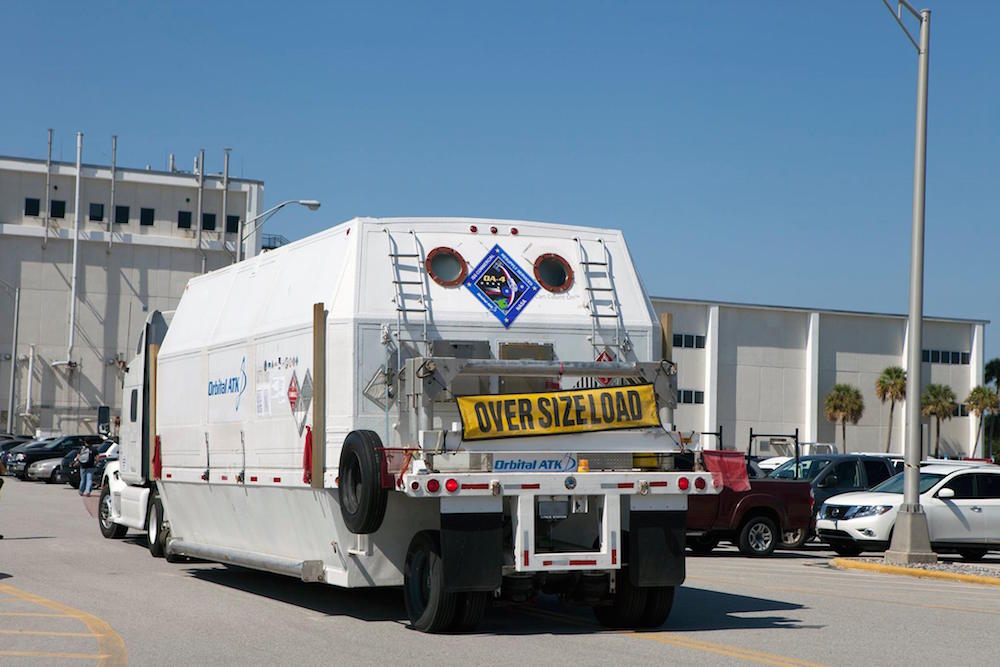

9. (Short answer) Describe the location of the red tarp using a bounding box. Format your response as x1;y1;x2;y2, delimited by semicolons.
701;450;750;492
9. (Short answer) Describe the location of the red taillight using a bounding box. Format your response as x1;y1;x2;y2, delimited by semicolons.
694;477;706;490
411;481;420;491
445;478;459;493
426;479;440;493
469;225;478;233
511;227;519;235
490;226;498;234
678;477;690;491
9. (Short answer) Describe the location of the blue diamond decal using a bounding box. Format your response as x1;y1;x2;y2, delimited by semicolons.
464;244;540;328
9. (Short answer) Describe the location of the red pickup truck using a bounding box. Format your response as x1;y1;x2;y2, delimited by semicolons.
686;457;813;557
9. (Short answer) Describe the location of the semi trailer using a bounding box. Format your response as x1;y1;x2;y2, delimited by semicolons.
99;217;721;632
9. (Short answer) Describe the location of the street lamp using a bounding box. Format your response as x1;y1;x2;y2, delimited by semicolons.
0;279;20;435
880;1;937;565
236;199;321;262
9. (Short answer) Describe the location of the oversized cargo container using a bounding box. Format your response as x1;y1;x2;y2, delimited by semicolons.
100;217;720;632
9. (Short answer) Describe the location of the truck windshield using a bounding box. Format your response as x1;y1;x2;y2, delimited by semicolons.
768;458;830;480
870;471;944;494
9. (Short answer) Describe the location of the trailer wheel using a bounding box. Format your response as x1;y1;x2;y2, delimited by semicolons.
404;531;457;633
637;586;675;628
338;430;388;535
146;493;166;557
98;486;127;539
450;592;489;632
737;515;777;557
593;570;648;629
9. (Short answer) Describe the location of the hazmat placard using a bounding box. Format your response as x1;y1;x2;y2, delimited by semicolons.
457;384;660;441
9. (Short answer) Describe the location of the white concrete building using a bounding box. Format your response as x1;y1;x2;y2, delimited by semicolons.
654;297;988;458
0;135;263;435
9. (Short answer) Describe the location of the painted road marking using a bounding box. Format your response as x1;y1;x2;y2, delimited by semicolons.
0;611;73;617
0;582;127;666
0;628;98;637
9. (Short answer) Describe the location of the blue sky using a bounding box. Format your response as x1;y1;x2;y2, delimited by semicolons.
3;2;998;361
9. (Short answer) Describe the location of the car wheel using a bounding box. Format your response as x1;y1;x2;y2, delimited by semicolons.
98;486;127;539
780;528;809;549
738;516;777;557
832;544;863;557
958;548;988;562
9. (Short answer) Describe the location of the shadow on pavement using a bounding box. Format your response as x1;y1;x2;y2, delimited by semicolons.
181;563;818;635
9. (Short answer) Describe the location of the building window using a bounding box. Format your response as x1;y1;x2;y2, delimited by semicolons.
961;352;970;365
140;208;155;226
202;213;216;230
24;198;40;216
921;349;930;363
955;403;969;418
695;335;706;349
89;203;104;222
930;350;940;363
950;351;960;365
115;206;129;224
51;200;66;218
694;391;705;404
177;211;192;229
672;334;683;348
682;390;694;404
225;214;240;234
683;334;695;348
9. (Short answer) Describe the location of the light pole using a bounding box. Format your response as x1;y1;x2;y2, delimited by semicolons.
881;1;937;564
0;280;20;435
236;199;321;262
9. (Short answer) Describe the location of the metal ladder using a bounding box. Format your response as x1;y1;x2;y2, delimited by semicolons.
575;237;628;360
385;229;430;370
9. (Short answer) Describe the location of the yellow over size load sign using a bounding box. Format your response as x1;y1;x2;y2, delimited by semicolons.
457;384;660;441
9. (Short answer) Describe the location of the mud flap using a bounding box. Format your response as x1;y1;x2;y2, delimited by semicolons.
441;512;503;593
629;510;686;587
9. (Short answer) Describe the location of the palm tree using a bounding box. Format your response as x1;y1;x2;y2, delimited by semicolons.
966;385;999;458
875;366;906;453
985;358;1000;394
921;383;956;458
824;384;864;448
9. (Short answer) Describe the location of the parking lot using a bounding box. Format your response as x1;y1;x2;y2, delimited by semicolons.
1;476;997;666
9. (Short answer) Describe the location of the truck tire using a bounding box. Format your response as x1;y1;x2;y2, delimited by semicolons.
338;430;388;535
687;534;719;555
450;592;489;632
146;493;167;557
737;515;777;557
404;531;456;633
593;569;648;629
637;586;675;628
98;486;127;539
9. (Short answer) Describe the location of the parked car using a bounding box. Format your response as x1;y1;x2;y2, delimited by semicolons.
1;439;56;472
816;462;1000;559
26;457;67;483
64;439;115;488
1;437;34;461
8;435;104;479
687;455;813;556
767;454;900;521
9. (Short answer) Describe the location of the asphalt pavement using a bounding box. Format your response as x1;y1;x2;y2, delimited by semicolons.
2;476;999;666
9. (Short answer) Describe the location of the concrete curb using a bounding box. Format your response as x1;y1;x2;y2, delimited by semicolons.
830;557;1000;587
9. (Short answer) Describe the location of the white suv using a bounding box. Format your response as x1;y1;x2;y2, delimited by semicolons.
816;462;1000;560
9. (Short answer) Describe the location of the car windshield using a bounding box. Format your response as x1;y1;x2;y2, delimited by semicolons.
870;471;944;494
768;458;831;480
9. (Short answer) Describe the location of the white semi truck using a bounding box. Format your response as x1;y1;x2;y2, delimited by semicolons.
99;217;720;632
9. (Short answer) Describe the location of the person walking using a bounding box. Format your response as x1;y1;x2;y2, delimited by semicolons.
77;440;97;496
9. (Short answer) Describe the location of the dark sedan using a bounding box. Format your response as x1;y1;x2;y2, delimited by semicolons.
8;435;104;479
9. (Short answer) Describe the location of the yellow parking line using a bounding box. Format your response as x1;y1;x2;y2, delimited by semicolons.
0;650;108;660
638;633;826;667
0;583;127;667
831;557;1000;587
0;611;72;617
0;629;98;637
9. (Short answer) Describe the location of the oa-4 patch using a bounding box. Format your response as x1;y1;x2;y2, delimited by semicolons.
464;244;540;327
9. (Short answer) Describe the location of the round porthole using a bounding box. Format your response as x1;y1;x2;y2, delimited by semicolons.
534;253;573;293
425;247;468;287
